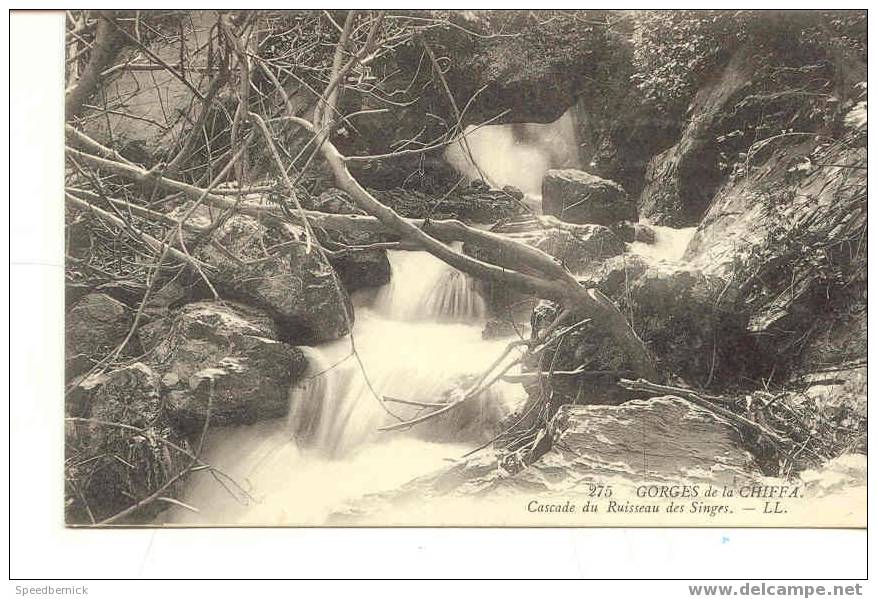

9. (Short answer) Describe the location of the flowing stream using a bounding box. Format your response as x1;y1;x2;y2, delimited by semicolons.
168;247;528;525
628;225;697;262
165;231;864;526
164;143;864;526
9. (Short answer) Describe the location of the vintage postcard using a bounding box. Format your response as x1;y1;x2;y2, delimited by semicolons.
62;9;866;528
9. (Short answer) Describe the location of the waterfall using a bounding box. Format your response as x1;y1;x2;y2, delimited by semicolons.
168;248;527;525
444;103;585;205
373;246;487;321
289;247;517;456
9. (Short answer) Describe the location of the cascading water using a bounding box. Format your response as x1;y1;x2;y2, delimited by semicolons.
166;248;527;525
158;196;864;528
373;243;487;321
444;102;585;212
627;225;698;262
157;111;863;528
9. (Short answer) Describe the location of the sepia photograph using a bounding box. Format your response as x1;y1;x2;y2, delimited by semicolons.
55;8;866;530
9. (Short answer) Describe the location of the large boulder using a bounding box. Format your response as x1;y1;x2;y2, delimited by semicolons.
139;301;308;432
66;293;137;380
192;213;353;343
612;220;656;244
542;397;757;482
329;396;757;525
174;197;389;312
65;362;188;524
542;169;636;226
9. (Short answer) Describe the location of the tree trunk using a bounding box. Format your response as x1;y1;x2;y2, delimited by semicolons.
65;12;127;120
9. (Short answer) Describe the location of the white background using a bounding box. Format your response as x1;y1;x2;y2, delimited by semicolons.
5;2;872;590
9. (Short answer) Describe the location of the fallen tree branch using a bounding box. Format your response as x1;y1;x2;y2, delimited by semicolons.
68;52;656;383
66;139;250;389
616;378;739;405
306;15;656;380
65;124;138;166
501;368;635;383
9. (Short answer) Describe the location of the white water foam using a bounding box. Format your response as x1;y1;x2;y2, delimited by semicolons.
628;225;697;262
373;246;487;322
167;249;526;525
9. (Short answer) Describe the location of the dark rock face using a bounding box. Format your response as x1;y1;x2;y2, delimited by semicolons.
192;214;352;343
423;11;626;127
66;293;136;380
530;254;755;400
348;154;462;194
596;258;749;383
329;249;391;293
639;47;755;226
331;11;637;193
65;363;188;524
298;189;390;292
632;223;656;244
583;100;685;200
542;169;636;226
613;221;657;244
610;221;636;243
304;189;392;292
139;301;308;432
684;131;866;373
